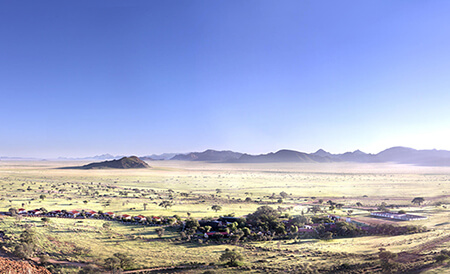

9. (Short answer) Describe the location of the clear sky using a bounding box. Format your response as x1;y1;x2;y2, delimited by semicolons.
1;1;450;158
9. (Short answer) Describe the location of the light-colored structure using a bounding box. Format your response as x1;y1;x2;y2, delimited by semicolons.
370;212;427;221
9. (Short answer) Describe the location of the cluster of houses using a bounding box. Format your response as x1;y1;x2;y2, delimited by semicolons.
14;208;159;223
370;211;427;221
9;207;428;240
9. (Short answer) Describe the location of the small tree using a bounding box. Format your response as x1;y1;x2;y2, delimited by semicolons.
113;253;134;270
411;197;425;206
155;227;165;238
378;202;388;212
211;205;222;212
320;231;333;240
8;208;17;216
159;200;173;209
38;254;50;265
41;217;50;225
14;243;34;258
219;248;243;266
104;257;121;271
185;218;199;234
310;205;321;215
39;194;46;200
20;229;37;245
379;250;397;263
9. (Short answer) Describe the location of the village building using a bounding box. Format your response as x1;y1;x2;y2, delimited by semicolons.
133;215;146;222
328;214;352;223
49;210;62;217
120;214;132;220
85;210;97;217
370;212;427;221
27;209;42;216
67;210;81;218
103;212;116;218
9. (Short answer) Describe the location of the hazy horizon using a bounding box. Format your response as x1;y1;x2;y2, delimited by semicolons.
1;145;449;160
2;1;450;158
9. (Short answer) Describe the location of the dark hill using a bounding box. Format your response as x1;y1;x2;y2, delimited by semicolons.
75;156;150;169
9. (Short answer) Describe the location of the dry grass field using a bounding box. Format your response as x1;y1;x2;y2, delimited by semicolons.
0;160;449;273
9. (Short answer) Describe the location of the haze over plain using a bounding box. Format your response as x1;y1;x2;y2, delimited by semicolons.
1;1;450;158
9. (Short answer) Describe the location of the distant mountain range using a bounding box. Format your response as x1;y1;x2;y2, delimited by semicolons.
141;153;177;161
167;147;450;166
235;149;332;163
56;154;124;161
4;146;450;167
170;149;242;162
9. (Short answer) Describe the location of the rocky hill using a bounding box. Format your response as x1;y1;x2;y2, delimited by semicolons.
77;156;150;169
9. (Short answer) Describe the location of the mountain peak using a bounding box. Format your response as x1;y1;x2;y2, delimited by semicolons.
313;149;333;158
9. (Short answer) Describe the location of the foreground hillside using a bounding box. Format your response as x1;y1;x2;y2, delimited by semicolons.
0;256;50;274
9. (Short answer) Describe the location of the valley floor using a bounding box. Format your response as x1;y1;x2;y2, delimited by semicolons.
0;161;449;273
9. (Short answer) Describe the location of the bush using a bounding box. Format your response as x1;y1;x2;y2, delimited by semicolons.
220;248;244;266
435;250;450;263
41;217;50;224
104;257;121;271
155;227;165;238
113;252;134;270
38;254;50;265
379;251;397;262
78;265;98;274
14;243;34;258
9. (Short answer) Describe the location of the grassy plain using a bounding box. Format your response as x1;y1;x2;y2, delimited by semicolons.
0;160;449;272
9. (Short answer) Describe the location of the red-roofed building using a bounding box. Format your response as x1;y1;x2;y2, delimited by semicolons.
85;210;97;217
152;216;162;223
104;212;116;218
134;215;146;222
67;210;80;217
120;214;132;220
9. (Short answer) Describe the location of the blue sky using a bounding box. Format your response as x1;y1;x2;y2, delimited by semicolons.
1;1;450;158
